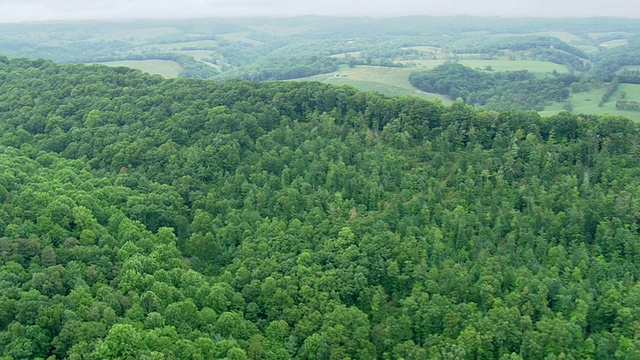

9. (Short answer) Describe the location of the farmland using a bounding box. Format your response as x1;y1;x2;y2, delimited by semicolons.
94;59;183;78
299;65;451;101
541;84;640;121
295;59;570;100
2;16;640;119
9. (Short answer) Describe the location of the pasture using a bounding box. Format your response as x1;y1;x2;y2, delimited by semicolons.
534;31;585;43
176;50;216;61
600;39;629;48
541;83;640;121
93;60;183;78
615;83;640;100
574;44;600;54
459;59;568;73
297;58;570;102
398;59;569;73
297;61;640;121
216;32;264;45
298;65;450;101
587;32;633;40
149;40;218;51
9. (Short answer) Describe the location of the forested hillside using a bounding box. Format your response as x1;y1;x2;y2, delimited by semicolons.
1;55;640;359
409;63;578;110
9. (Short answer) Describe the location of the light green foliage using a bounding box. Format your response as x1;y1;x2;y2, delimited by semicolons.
0;56;640;360
94;324;143;359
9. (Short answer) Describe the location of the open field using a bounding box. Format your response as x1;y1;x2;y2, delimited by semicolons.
297;65;451;102
534;31;585;43
299;63;640;121
615;83;640;99
492;31;585;43
176;50;216;60
93;60;182;78
216;32;264;45
600;39;629;48
296;58;571;103
398;59;569;73
459;59;568;73
587;32;633;40
574;44;600;54
149;40;218;51
541;84;640;121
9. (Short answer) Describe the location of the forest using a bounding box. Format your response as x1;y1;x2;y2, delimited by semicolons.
408;63;577;110
1;55;640;359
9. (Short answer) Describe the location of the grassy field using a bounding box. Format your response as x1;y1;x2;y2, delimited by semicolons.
600;39;629;48
216;32;264;45
460;59;568;73
574;44;600;54
297;62;640;121
298;65;451;102
535;31;585;43
541;83;640;121
615;83;640;99
176;50;216;60
93;60;182;78
150;40;218;51
587;32;632;40
296;59;569;102
398;59;569;73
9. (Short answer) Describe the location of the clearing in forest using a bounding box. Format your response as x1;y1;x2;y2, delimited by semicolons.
93;60;183;78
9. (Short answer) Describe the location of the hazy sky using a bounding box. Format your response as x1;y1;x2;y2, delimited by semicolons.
1;0;639;23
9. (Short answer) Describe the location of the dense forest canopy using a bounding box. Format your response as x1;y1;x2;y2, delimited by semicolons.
1;55;640;359
409;63;578;111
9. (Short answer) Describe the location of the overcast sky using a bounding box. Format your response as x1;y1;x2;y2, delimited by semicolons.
1;0;639;23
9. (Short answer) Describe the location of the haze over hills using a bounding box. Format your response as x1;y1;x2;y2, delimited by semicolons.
2;15;640;119
1;0;639;23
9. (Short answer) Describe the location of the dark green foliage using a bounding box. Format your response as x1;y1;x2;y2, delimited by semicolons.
229;55;340;81
616;99;640;111
618;69;640;84
600;77;620;106
591;43;640;79
409;63;577;110
1;56;640;359
450;35;588;58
